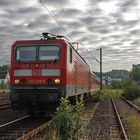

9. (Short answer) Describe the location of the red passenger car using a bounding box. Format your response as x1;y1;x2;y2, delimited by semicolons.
10;33;99;113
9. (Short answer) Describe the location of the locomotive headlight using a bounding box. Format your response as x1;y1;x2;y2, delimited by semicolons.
54;79;60;84
14;79;19;84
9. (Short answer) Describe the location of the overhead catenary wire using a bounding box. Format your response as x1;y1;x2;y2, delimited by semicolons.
78;43;100;63
40;0;100;71
86;49;100;64
78;47;100;72
51;0;67;19
40;0;71;40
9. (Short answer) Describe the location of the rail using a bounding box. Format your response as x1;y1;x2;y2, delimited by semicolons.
122;98;140;112
111;99;128;140
0;115;30;129
17;120;51;140
0;103;11;110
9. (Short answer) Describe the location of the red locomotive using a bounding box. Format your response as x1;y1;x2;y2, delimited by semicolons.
10;33;100;114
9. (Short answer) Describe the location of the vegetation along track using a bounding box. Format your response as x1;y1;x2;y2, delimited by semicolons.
87;99;130;140
18;101;100;140
0;115;50;140
114;98;140;138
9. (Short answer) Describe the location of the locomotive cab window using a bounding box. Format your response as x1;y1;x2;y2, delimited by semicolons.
70;47;72;63
16;46;36;61
39;45;60;61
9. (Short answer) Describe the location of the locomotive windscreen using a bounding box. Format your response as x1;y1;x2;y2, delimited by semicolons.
16;46;36;61
16;45;60;61
39;46;60;60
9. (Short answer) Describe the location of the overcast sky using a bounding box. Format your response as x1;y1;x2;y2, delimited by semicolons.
0;0;140;72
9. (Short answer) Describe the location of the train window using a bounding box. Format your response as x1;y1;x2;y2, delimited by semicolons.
16;46;36;61
39;45;60;61
70;47;72;63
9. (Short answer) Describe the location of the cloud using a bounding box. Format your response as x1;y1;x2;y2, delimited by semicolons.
0;0;140;71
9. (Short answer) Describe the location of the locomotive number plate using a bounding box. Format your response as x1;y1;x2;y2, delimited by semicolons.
32;70;42;76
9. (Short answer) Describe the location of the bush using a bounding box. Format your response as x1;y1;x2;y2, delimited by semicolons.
122;77;133;88
111;80;123;89
130;67;140;82
99;89;123;100
123;83;140;100
87;90;102;102
48;97;87;140
134;98;140;104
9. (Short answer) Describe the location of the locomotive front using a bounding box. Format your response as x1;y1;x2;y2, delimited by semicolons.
10;35;67;112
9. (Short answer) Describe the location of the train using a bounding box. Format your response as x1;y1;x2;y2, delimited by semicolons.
10;33;100;114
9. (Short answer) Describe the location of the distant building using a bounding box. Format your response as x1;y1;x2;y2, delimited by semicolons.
107;70;129;81
102;70;129;85
95;69;129;85
132;64;140;69
0;71;10;84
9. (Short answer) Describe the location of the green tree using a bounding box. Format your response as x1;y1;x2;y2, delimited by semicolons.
0;80;5;89
122;77;133;88
130;67;140;82
111;80;123;89
123;82;140;100
0;65;10;72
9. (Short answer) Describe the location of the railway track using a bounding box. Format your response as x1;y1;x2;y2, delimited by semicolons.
114;98;140;120
87;99;131;140
0;115;50;140
0;99;100;140
0;95;9;101
0;98;10;104
87;100;119;139
111;99;129;140
17;100;99;140
110;98;140;140
0;96;10;110
0;98;139;140
122;98;140;112
113;98;140;139
0;103;11;110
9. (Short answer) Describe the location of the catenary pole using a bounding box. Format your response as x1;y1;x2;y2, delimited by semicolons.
100;48;102;90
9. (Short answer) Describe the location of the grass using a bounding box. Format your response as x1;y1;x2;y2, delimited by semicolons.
119;113;140;140
127;115;140;140
134;98;140;104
